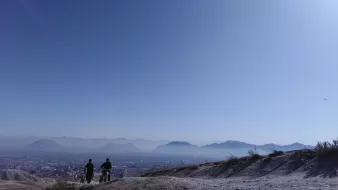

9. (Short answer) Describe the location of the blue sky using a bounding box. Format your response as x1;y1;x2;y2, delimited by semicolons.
1;0;338;145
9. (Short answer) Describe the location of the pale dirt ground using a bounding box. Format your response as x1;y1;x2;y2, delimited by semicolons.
0;180;45;190
85;175;338;190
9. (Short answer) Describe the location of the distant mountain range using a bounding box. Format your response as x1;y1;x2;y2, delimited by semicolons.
154;141;199;155
203;140;256;149
100;142;141;153
202;140;314;151
0;136;314;158
0;136;169;151
154;140;314;158
23;139;142;153
24;139;64;152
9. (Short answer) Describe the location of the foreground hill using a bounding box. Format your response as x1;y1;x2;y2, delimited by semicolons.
0;169;46;190
53;175;338;190
143;150;319;178
44;148;338;189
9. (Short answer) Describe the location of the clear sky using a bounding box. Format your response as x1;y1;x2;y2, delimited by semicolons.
1;0;338;145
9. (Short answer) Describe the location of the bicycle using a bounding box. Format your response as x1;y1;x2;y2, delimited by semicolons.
99;168;110;184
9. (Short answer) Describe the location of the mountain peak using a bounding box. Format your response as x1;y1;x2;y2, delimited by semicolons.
223;140;244;144
290;142;302;146
167;141;193;146
100;142;140;153
24;139;63;151
115;138;127;140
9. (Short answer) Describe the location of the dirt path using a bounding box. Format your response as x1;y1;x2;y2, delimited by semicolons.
92;175;338;190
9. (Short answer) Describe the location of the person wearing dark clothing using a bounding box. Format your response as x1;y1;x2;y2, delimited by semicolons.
84;159;94;184
100;158;112;182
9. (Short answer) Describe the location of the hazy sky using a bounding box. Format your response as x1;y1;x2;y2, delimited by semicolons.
1;0;338;145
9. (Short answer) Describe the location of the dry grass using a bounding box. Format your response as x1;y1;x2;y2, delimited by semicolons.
46;181;77;190
220;155;240;170
175;165;199;172
263;157;272;162
46;181;94;190
315;139;338;161
316;140;338;154
248;149;263;161
269;150;284;157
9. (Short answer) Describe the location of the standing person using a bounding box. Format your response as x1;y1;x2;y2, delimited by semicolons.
84;159;94;184
100;158;112;182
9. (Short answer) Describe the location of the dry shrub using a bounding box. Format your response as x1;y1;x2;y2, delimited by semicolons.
269;150;283;157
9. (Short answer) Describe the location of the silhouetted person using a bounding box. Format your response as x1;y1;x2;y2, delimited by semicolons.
84;159;94;184
100;158;112;182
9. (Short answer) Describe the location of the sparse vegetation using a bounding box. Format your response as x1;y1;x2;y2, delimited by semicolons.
291;149;316;160
315;139;338;159
46;181;77;190
1;172;9;180
175;165;199;172
316;140;338;153
79;186;95;190
13;173;20;181
263;157;272;162
220;155;240;170
250;153;263;161
247;148;256;156
248;148;263;161
46;181;95;190
269;150;284;157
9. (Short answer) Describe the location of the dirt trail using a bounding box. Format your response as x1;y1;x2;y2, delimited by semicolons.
84;175;338;190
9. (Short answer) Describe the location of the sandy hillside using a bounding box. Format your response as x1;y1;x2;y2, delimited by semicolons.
0;170;46;190
10;149;338;190
58;175;338;190
142;150;319;179
67;149;338;190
